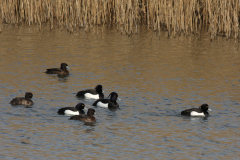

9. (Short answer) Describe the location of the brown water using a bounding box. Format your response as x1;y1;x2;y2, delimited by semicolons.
0;25;240;159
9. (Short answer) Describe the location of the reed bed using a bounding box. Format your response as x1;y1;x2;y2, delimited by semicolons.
0;0;239;38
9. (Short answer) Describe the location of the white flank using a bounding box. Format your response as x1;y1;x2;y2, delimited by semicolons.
190;111;205;116
84;93;99;99
97;101;109;108
64;110;79;116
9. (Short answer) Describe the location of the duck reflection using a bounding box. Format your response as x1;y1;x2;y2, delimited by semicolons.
85;127;95;133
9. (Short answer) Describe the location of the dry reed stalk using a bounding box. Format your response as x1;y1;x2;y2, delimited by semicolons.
0;0;239;39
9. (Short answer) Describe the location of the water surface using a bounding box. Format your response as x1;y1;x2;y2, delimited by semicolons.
0;25;240;159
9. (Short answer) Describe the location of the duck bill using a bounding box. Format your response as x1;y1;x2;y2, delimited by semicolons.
208;109;212;111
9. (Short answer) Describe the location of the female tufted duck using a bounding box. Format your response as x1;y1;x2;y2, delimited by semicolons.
45;63;69;76
181;104;211;116
58;103;86;116
69;108;96;123
10;92;34;106
92;92;119;109
76;85;104;99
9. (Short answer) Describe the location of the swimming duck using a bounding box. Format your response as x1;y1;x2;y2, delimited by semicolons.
92;92;119;109
58;103;86;116
181;104;211;116
76;85;104;99
10;92;34;106
45;63;69;75
69;108;96;123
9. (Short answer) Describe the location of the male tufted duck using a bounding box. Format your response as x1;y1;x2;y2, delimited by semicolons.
58;103;86;116
92;92;119;109
76;85;104;99
181;104;211;116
